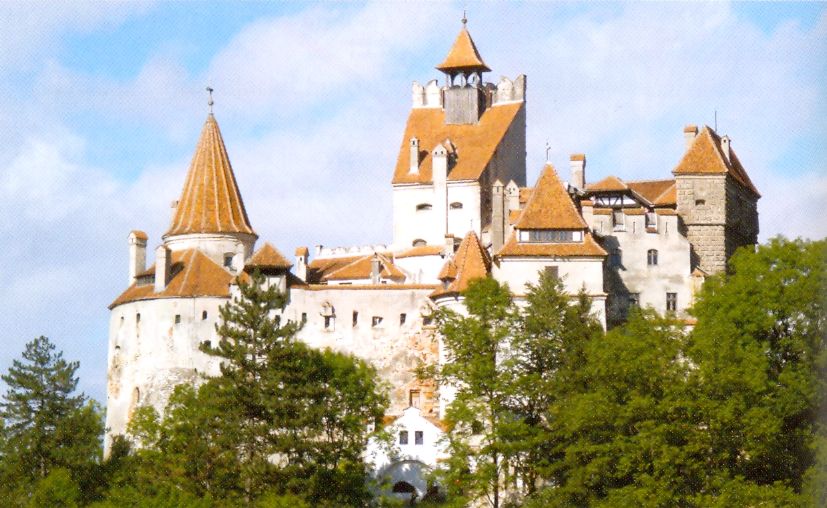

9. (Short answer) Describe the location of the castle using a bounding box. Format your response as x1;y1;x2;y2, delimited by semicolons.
105;20;759;497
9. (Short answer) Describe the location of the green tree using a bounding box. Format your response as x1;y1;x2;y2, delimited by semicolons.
687;237;825;502
0;336;102;505
431;277;517;508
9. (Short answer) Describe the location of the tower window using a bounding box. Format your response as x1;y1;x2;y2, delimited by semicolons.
412;239;426;247
647;249;659;266
695;199;706;206
612;209;625;231
400;313;407;325
666;292;677;312
399;430;408;445
174;314;181;324
450;202;463;210
223;254;233;268
416;203;432;211
202;310;208;320
352;311;358;327
301;312;307;324
136;313;141;323
415;431;424;445
324;316;334;331
372;316;383;327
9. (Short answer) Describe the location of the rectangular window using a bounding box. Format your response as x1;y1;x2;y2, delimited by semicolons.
526;230;575;243
645;212;656;229
666;292;677;312
409;389;421;408
223;255;233;268
612;209;625;231
543;266;559;280
647;249;659;266
301;312;307;324
399;313;407;325
415;431;424;445
372;316;383;327
399;430;408;445
174;314;181;324
352;311;358;327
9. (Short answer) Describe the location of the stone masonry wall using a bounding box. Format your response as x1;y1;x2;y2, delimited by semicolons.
676;175;727;274
725;177;759;259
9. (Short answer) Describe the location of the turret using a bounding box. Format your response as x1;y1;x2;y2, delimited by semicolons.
436;16;491;125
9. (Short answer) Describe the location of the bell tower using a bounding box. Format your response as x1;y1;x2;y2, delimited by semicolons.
436;16;491;125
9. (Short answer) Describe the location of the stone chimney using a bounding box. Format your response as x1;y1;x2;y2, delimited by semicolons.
128;230;148;285
370;254;381;284
409;137;420;174
295;247;309;282
570;154;586;190
720;135;731;163
684;125;698;150
443;234;456;256
154;245;171;292
491;180;505;252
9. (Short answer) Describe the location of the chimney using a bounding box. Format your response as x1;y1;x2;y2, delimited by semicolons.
295;247;308;281
370;254;381;284
569;154;586;190
154;245;171;292
443;234;455;256
684;125;698;150
433;143;449;238
491;180;505;252
409;137;420;174
720;135;731;163
128;231;148;285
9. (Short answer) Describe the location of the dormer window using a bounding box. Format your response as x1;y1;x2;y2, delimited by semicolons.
416;203;432;211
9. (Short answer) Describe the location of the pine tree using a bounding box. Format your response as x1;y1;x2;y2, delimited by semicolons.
0;336;102;503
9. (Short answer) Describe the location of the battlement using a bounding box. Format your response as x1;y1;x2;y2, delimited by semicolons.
411;74;525;109
314;244;390;259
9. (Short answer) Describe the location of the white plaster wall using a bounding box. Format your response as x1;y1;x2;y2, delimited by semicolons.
392;182;483;249
285;287;438;415
446;182;482;239
393;255;447;284
163;232;256;268
105;296;227;452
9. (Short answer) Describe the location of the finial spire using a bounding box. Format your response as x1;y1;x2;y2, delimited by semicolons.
206;86;214;114
462;10;467;26
545;140;551;162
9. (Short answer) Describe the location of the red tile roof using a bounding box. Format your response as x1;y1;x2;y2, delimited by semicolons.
435;26;490;73
432;231;491;297
496;232;607;258
587;175;628;192
165;114;256;238
395;245;445;258
110;249;234;308
307;253;405;283
626;179;675;205
391;102;524;185
245;242;292;271
515;164;588;230
673;126;759;196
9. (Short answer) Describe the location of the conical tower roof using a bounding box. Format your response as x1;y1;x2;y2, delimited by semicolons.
436;22;490;73
515;164;588;230
165;114;256;238
432;231;491;297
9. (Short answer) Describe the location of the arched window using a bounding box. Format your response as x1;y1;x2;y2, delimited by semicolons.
412;239;426;247
416;203;432;211
647;249;658;266
449;202;463;210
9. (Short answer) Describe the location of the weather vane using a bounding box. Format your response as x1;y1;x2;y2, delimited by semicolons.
462;10;467;26
545;140;551;162
206;86;214;114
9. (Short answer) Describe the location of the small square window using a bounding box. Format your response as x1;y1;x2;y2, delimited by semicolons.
372;316;383;327
415;431;424;445
223;255;233;268
399;430;408;445
399;313;407;325
174;314;181;324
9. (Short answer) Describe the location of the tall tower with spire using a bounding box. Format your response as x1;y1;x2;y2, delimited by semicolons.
105;101;263;453
391;16;527;249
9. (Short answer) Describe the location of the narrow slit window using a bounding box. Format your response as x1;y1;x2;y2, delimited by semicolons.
666;292;677;312
202;310;208;320
647;249;658;266
352;311;358;327
399;313;407;325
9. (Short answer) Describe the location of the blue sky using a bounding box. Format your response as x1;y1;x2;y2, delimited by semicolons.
0;1;824;403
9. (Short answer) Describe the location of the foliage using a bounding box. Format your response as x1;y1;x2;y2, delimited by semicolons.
0;336;103;506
